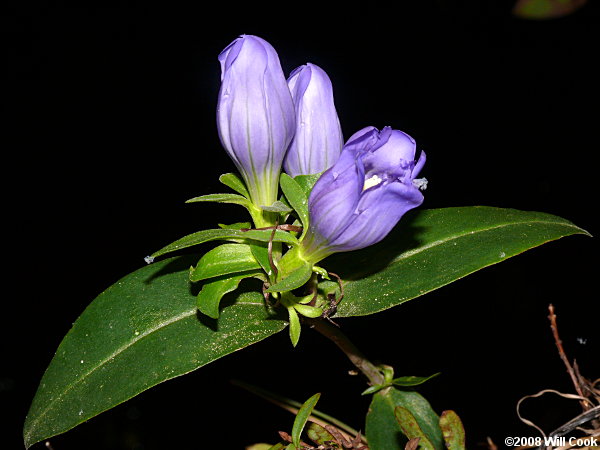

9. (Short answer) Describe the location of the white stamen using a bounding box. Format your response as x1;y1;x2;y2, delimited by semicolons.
363;174;383;191
413;177;428;191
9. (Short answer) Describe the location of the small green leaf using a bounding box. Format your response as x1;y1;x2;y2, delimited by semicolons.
365;388;443;450
219;172;250;198
288;306;301;347
250;244;273;278
151;228;298;259
392;373;440;387
261;200;293;213
394;407;436;450
291;393;321;448
197;273;261;319
294;173;323;198
190;243;261;282
439;410;466;450
293;303;323;318
306;422;335;445
186;193;250;206
361;385;384;396
280;174;309;235
218;222;252;230
266;263;313;293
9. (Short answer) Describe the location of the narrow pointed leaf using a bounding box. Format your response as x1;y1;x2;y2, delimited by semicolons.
394;407;436;450
197;272;261;319
190;243;261;282
365;388;443;450
219;222;252;230
439;410;466;450
331;207;590;317
151;228;298;259
186;193;250;206
266;263;313;293
392;373;440;387
23;256;286;448
219;172;250;197
291;393;321;447
288;306;301;347
293;304;323;318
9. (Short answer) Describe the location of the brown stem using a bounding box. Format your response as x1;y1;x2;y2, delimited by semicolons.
310;319;384;386
548;303;589;411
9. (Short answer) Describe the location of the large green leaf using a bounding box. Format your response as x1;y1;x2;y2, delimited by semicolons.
365;388;443;450
23;256;286;448
190;243;261;281
331;207;589;317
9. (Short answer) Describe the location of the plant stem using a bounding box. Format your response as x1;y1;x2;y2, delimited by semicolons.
309;319;384;386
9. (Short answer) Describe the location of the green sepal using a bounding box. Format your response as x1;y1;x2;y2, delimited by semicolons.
280;173;309;238
439;410;466;449
186;193;250;206
266;263;312;293
190;243;261;282
394;406;436;450
151;228;298;260
287;306;301;347
219;172;250;198
197;272;261;319
294;172;323;198
260;200;293;214
291;393;321;448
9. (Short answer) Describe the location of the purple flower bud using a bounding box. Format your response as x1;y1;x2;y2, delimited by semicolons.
284;63;343;177
301;126;426;262
217;35;296;207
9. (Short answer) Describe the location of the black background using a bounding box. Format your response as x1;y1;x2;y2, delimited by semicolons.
4;2;599;449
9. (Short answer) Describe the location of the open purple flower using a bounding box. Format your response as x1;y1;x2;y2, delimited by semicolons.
300;126;426;262
284;63;343;177
217;35;295;209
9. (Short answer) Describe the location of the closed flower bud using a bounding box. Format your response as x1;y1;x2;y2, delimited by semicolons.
301;126;426;262
284;63;343;177
217;35;296;208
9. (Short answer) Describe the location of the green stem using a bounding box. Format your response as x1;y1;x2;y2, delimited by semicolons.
309;319;385;386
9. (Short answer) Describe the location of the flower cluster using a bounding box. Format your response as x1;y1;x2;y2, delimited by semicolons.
217;35;426;263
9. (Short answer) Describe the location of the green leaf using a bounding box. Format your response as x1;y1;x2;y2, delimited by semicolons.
23;256;286;448
280;174;309;235
197;272;261;319
219;222;252;230
185;193;250;206
291;393;321;448
394;407;436;450
333;207;590;317
266;263;313;293
219;172;250;198
294;173;323;198
393;373;440;387
287;306;301;347
250;243;274;278
365;388;443;450
151;228;298;259
261;200;293;213
190;243;261;282
293;303;323;319
439;410;466;450
306;422;335;446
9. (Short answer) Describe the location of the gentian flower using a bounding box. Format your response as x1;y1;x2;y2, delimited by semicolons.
300;126;427;262
284;63;343;177
217;35;295;210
